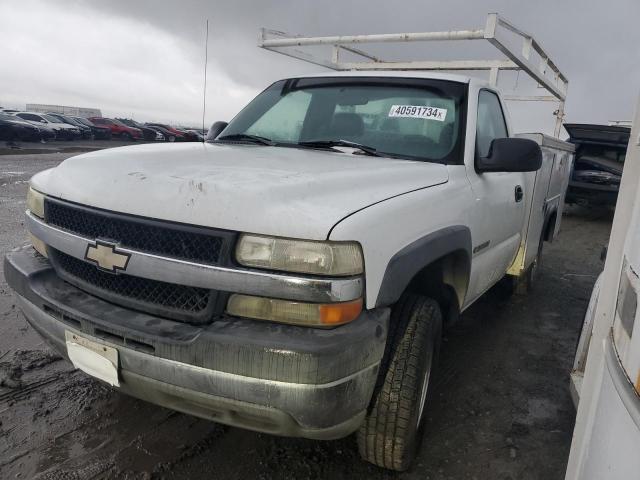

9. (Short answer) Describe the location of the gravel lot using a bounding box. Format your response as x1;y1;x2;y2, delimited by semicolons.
0;149;612;479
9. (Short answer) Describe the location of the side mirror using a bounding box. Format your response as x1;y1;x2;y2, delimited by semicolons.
206;121;228;142
476;138;542;173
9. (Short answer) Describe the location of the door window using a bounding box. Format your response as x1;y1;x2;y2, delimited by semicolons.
18;113;42;122
476;90;508;158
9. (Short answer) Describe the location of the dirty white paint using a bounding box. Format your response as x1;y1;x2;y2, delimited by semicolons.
30;142;449;241
566;95;640;480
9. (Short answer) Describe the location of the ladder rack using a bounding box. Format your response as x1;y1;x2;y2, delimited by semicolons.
259;13;568;137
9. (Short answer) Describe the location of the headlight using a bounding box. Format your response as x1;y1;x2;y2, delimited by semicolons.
227;294;362;327
27;187;45;218
26;187;47;257
236;234;363;276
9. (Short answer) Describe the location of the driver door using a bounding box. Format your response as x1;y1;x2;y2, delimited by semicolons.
464;89;526;306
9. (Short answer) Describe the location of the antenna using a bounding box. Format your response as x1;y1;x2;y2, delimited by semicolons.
202;19;209;139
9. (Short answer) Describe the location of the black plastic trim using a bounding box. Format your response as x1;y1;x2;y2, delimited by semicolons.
5;248;388;384
44;196;238;267
375;226;472;307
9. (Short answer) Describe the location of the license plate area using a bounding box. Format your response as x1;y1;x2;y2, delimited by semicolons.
65;331;119;386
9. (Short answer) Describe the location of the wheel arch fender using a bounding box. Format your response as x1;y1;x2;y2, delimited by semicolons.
374;226;472;311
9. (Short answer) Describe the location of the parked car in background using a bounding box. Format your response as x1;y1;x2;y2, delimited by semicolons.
89;117;142;140
43;113;82;140
146;123;188;141
46;113;92;139
564;123;631;207
68;116;112;140
116;118;164;141
145;124;179;142
0;112;43;141
14;112;81;140
185;129;206;142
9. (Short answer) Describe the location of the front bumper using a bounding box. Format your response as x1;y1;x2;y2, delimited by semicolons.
18;126;41;141
38;129;56;140
125;130;143;139
92;128;111;139
5;247;388;439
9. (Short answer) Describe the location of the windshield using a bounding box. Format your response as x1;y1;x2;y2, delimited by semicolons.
220;77;466;163
71;117;89;126
55;115;76;125
43;114;61;123
0;113;18;121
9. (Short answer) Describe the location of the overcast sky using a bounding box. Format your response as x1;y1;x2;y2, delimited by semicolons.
1;0;638;134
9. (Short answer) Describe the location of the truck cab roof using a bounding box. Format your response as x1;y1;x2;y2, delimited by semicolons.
283;70;477;86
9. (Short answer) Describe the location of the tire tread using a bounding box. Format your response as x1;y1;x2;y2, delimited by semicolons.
357;294;441;471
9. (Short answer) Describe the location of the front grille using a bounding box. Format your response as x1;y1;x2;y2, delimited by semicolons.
45;199;232;265
51;249;218;323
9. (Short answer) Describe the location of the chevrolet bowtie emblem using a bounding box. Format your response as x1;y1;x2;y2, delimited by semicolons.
84;240;130;273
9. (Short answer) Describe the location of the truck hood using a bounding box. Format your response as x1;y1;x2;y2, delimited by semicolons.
32;143;448;239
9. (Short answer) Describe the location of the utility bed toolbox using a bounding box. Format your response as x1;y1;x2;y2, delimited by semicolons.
508;133;575;276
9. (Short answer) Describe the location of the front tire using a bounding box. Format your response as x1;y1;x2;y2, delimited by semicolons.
358;294;442;471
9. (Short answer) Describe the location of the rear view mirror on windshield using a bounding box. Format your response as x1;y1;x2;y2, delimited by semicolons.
335;90;370;106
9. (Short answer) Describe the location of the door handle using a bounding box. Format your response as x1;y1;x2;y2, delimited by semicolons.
515;185;523;202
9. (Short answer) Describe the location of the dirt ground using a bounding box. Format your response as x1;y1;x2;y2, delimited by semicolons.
0;151;612;480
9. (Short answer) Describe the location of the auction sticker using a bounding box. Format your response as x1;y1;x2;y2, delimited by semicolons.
388;105;447;121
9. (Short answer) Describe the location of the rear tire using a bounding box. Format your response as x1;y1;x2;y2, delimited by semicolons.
357;294;442;471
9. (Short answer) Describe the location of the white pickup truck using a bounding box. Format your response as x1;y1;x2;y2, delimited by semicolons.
4;16;574;471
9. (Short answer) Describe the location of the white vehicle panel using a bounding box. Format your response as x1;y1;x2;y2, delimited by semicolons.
566;95;640;480
579;367;640;479
329;167;472;309
31;142;449;240
461;85;523;303
507;135;574;275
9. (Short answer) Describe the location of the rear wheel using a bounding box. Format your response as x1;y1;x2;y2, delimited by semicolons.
168;135;176;142
357;294;442;471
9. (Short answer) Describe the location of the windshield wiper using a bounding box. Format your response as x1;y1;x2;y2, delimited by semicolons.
297;139;382;157
216;133;275;146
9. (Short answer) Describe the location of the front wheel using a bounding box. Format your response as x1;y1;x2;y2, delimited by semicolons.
121;132;132;141
358;294;442;471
